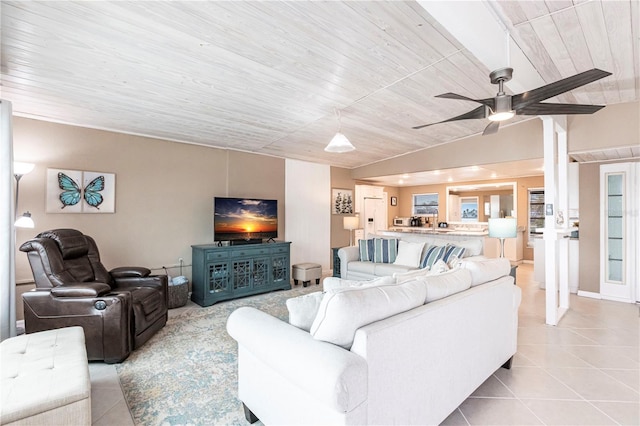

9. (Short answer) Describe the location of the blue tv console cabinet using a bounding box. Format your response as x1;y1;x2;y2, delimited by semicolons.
191;242;291;307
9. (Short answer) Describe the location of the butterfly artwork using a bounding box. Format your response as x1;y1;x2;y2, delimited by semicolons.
46;169;116;213
58;172;104;209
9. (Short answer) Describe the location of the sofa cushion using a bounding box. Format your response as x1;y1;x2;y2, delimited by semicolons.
393;266;431;284
286;291;324;332
420;245;447;269
322;275;394;292
393;241;425;268
460;257;511;286
310;280;427;349
421;268;472;302
348;261;377;275
373;262;416;276
453;239;483;257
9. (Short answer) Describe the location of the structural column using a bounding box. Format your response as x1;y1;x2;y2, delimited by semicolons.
541;116;571;326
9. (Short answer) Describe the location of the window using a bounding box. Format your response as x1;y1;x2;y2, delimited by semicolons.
460;196;479;222
412;193;438;216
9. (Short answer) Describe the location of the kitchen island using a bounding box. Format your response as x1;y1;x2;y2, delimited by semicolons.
383;223;523;264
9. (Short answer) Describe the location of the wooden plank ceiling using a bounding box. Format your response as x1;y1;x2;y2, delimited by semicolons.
1;1;638;169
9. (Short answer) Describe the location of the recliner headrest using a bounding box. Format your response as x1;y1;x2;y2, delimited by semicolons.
37;229;89;260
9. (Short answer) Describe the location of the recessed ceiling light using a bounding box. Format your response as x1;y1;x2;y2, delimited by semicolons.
402;174;409;179
433;170;440;175
399;179;404;184
471;166;479;171
447;177;453;182
491;172;497;178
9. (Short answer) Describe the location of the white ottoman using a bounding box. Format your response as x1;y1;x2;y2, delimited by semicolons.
1;327;91;426
292;263;322;287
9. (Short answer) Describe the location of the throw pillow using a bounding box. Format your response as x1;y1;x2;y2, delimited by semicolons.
420;245;447;269
373;238;398;263
286;291;324;332
460;257;511;286
310;280;427;349
358;239;375;262
322;275;395;292
429;259;450;274
393;241;425;268
443;244;466;263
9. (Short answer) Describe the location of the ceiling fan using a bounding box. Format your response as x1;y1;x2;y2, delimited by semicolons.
413;68;611;136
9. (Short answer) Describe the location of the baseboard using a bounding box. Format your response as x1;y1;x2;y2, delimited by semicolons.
577;290;601;299
522;260;534;264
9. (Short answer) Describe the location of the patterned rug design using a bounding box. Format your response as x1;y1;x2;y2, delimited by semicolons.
116;285;318;425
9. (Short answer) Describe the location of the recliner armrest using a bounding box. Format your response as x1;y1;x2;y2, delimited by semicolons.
110;266;151;278
50;283;112;297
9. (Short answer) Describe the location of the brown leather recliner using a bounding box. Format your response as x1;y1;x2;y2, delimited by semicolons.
20;229;168;363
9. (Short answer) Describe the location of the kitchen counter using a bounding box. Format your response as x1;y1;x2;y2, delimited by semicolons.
388;226;488;236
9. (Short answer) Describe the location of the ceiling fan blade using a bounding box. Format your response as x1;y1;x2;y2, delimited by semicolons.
436;93;495;109
482;121;500;136
516;103;606;115
413;105;486;130
512;68;611;109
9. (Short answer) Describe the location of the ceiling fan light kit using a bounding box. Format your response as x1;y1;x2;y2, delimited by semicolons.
414;67;612;135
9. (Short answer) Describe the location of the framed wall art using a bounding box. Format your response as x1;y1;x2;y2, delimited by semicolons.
332;188;353;214
390;196;397;206
46;168;116;213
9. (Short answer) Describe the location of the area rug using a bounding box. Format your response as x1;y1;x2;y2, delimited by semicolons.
115;284;319;425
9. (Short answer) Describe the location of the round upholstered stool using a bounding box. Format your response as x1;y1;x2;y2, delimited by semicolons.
292;262;322;287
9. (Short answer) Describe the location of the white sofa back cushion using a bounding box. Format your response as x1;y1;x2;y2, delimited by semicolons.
461;257;512;286
310;280;426;349
322;275;394;292
421;268;472;302
452;239;483;257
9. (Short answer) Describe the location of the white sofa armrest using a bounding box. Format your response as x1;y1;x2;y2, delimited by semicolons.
227;307;368;413
338;246;360;279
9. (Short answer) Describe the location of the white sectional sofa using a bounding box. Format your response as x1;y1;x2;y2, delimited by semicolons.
338;232;485;280
227;257;521;425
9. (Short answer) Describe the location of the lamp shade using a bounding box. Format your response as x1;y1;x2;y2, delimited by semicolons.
488;218;517;238
15;212;35;228
324;132;355;153
343;216;359;231
14;162;35;175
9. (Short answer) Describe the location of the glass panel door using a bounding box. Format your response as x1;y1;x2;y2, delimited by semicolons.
605;173;624;283
600;162;636;303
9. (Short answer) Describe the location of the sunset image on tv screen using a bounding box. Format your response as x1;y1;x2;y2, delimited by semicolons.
214;198;278;241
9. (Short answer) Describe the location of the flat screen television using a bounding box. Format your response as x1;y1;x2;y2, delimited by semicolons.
214;197;278;242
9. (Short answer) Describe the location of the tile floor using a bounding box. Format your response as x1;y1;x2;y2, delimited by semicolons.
89;263;639;425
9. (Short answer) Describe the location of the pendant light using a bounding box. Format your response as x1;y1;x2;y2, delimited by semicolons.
324;109;355;153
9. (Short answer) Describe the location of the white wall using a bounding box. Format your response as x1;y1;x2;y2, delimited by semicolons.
285;159;331;272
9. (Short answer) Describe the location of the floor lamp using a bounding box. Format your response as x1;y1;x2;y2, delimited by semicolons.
13;162;35;228
488;218;517;258
343;216;359;246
